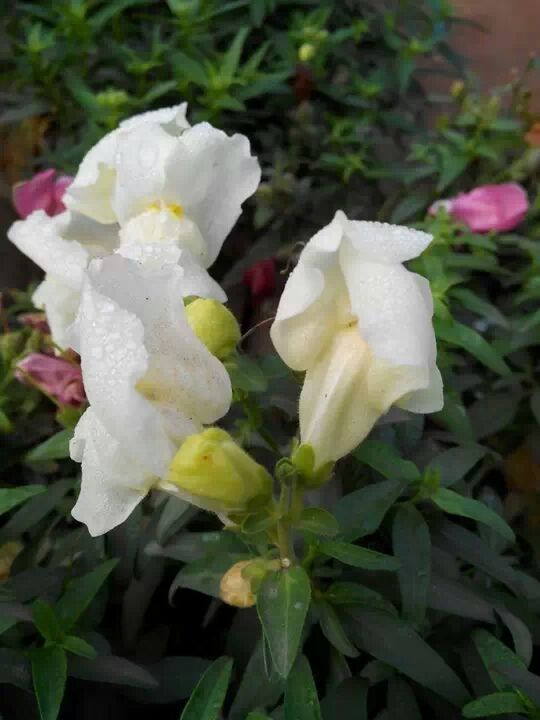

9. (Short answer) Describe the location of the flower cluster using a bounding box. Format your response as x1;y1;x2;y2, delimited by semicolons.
9;104;444;539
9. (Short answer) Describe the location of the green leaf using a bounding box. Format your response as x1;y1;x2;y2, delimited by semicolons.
180;657;233;720
393;505;431;628
62;636;97;659
473;629;526;692
169;548;249;600
284;655;322;720
0;485;45;516
316;600;358;658
24;429;73;464
0;479;73;541
462;691;527;717
171;51;208;86
325;582;398;616
68;655;158;689
32;600;64;643
387;676;421;720
354;440;421;482
222;27;249;82
257;567;311;678
31;645;67;720
321;677;368;720
434;320;510;375
55;559;118;632
348;608;470;706
432;488;515;543
319;540;400;572
427;444;489;487
450;288;509;328
246;714;272;720
295;508;339;537
334;479;405;542
390;193;431;224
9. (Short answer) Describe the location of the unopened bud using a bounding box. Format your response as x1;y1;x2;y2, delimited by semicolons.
186;299;241;360
298;43;316;63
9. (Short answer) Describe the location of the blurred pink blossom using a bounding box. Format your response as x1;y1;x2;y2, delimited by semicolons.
429;183;528;233
16;353;86;407
12;169;73;219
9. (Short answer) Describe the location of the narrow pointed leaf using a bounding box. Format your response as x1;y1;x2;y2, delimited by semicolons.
257;567;311;678
319;540;400;572
432;488;515;543
180;656;233;720
31;645;67;720
284;656;322;720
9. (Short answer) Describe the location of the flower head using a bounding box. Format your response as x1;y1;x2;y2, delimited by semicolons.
69;255;232;536
65;104;261;270
12;169;72;219
429;183;528;233
271;211;443;469
16;352;85;406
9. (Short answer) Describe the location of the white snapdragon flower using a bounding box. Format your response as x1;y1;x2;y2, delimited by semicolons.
8;210;118;348
69;255;232;536
271;211;443;469
65;103;261;270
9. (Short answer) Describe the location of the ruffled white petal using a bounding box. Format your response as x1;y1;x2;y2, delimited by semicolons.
112;123;179;223
69;255;232;534
66;103;190;223
342;213;433;264
8;211;88;290
164;123;261;266
70;409;149;537
270;216;343;370
32;276;80;349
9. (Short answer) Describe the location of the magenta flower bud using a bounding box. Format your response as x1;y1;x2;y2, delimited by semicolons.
429;183;528;233
15;353;86;407
12;169;73;219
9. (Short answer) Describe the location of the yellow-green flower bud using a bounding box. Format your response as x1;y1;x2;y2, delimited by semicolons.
185;299;241;360
164;428;273;513
298;43;316;63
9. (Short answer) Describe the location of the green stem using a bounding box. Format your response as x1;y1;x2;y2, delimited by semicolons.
274;475;305;565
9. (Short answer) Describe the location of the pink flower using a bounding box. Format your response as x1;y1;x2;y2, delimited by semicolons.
243;259;276;304
12;169;73;219
15;353;86;407
429;183;528;233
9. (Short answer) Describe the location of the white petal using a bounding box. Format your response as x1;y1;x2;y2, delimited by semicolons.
33;276;80;349
397;364;444;413
8;211;88;290
300;329;382;467
118;209;209;265
63;212;120;256
270;215;343;370
112;123;178;223
64;131;119;223
340;246;436;371
73;256;231;472
70;409;148;536
120;103;190;133
164;123;261;266
65;104;189;223
343;216;433;264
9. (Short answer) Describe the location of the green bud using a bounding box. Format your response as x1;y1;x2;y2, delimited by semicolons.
298;43;316;62
275;457;297;485
165;428;272;513
290;442;333;488
186;299;241;360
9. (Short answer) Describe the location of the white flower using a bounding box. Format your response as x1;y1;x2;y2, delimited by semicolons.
65;104;261;269
270;211;443;469
8;210;119;348
69;255;232;536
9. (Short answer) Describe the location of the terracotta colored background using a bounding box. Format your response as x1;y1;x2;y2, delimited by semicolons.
2;0;540;290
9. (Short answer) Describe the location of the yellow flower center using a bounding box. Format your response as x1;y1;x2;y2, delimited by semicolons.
146;200;184;218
